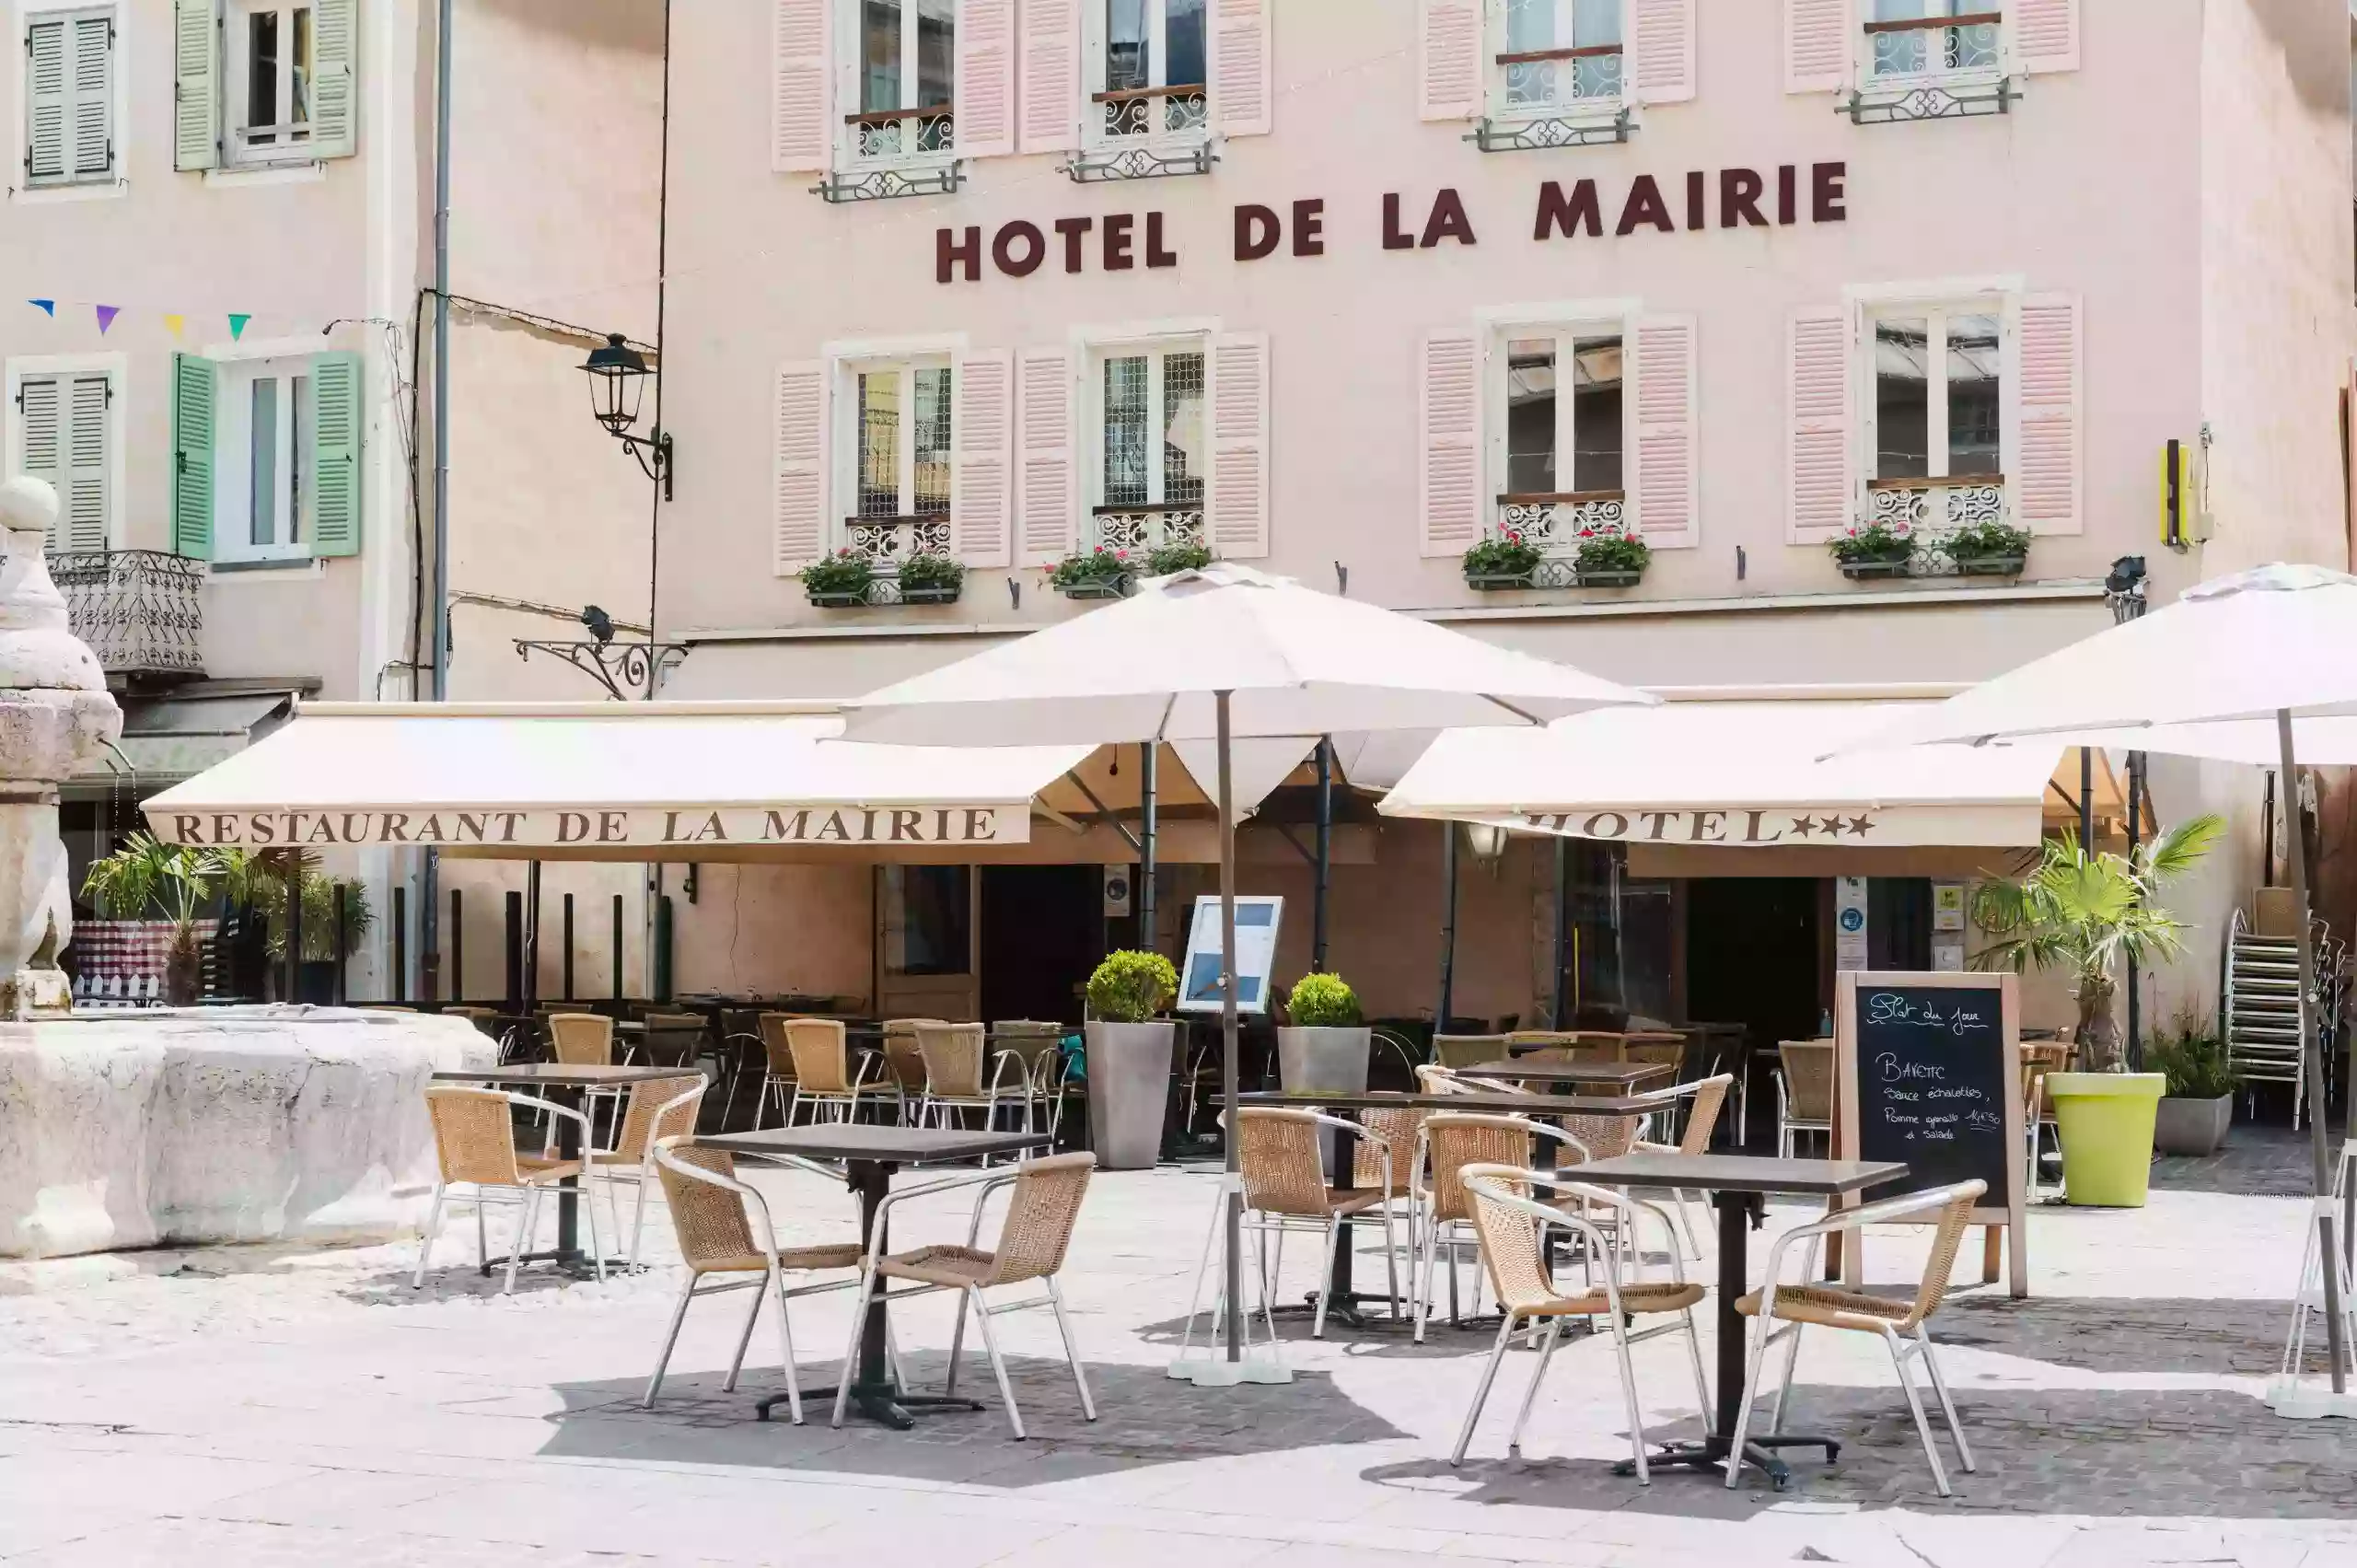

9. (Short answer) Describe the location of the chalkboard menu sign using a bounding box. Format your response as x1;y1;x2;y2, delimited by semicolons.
1834;970;2027;1296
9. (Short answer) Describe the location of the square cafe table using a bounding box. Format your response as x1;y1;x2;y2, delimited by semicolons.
700;1124;1049;1428
430;1063;693;1273
1573;1151;1907;1492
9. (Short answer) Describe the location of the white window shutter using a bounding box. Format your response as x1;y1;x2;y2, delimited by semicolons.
173;0;216;170
1016;347;1076;564
2015;294;2083;535
1786;307;1853;540
772;0;830;173
957;0;1017;158
1418;0;1482;122
1213;0;1272;138
70;14;112;178
19;377;64;549
1209;332;1270;559
951;351;1013;567
2014;0;2079;74
1782;0;1850;94
1018;0;1080;154
1630;0;1695;106
773;362;829;574
1419;331;1484;557
312;0;357;157
1631;316;1698;548
26;20;67;182
64;374;108;552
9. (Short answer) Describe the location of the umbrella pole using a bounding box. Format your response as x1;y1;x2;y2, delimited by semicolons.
1218;690;1243;1365
2281;708;2349;1390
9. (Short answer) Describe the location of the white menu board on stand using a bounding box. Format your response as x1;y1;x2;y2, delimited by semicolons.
1178;895;1284;1016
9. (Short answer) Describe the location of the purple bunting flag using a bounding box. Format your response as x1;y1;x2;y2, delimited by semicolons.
94;305;120;334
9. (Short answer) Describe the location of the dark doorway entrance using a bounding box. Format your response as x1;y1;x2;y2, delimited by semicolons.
980;865;1101;1027
1686;878;1824;1152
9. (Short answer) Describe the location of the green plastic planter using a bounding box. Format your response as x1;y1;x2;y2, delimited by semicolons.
2048;1072;2165;1207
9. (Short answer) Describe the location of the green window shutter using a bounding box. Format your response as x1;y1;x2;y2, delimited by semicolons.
26;19;67;183
308;351;361;556
64;374;110;551
70;13;112;180
310;0;356;158
170;353;215;559
173;0;216;172
19;375;64;548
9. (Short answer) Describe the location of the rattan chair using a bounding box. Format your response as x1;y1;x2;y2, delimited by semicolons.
584;1074;705;1268
2020;1041;2071;1199
834;1152;1101;1438
1235;1108;1403;1338
880;1018;941;1124
914;1022;1029;1139
993;1021;1065;1131
1775;1040;1835;1158
749;1012;797;1130
1411;1110;1587;1341
643;1141;867;1423
1630;1073;1736;1258
1433;1034;1510;1071
784;1017;886;1124
1727;1179;1986;1496
1414;1063;1523;1098
549;1011;616;1067
1454;1165;1710;1481
414;1086;610;1293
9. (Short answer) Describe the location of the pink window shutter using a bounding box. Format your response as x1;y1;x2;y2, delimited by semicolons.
1018;0;1080;153
773;362;829;573
772;0;830;173
2014;0;2079;74
1782;0;1850;94
1631;0;1695;105
1209;333;1271;559
1631;315;1698;548
1213;0;1272;137
1786;308;1853;541
2015;295;2084;535
1419;331;1484;556
957;0;1017;157
1418;0;1482;122
1016;347;1077;565
952;351;1014;566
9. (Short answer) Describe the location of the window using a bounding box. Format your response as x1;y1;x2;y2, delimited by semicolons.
1496;0;1623;115
1496;326;1626;549
883;865;970;977
1089;343;1206;553
843;358;952;563
227;2;313;161
1090;0;1207;145
843;0;955;166
8;365;114;552
1865;304;2004;529
216;356;311;561
1864;0;2000;85
23;7;114;187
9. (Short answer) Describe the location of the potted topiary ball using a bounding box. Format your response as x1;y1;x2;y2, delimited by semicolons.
1276;972;1371;1095
1084;949;1179;1170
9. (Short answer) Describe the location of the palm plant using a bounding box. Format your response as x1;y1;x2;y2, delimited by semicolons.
80;833;229;1004
1968;815;2224;1071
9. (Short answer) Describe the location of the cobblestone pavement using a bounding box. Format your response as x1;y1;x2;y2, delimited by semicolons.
4;1154;2354;1567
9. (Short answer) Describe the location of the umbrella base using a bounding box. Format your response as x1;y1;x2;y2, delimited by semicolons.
2267;1379;2357;1420
1167;1353;1294;1387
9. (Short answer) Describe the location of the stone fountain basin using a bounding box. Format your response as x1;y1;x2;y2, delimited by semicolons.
0;1005;493;1260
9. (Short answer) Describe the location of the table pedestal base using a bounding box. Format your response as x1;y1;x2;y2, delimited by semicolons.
756;1383;982;1429
1616;1432;1840;1492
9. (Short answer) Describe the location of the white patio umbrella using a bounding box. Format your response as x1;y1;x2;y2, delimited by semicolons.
1843;563;2357;1401
840;564;1654;1376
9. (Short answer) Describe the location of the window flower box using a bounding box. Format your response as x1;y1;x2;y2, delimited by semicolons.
891;554;965;606
1051;547;1138;600
1954;555;2025;578
799;549;876;607
1829;519;1917;581
1945;521;2032;579
808;588;869;609
1466;571;1538;591
1573;566;1643;588
1462;533;1544;590
895;582;962;606
1571;528;1648;589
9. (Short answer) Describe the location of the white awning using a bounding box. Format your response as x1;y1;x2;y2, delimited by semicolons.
143;703;1093;853
1380;697;2065;848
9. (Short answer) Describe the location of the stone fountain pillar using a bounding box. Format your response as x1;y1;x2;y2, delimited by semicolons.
0;476;122;1017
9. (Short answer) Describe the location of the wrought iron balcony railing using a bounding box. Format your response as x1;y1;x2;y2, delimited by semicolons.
815;108;962;203
1473;43;1629;151
1499;490;1627;546
1087;501;1206;554
46;549;205;681
844;510;952;566
1066;84;1213;182
1864;475;2007;531
1849;11;2010;122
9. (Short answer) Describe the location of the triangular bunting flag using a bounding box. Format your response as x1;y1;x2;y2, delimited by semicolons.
162;313;186;339
94;305;119;334
29;298;54;317
227;313;251;341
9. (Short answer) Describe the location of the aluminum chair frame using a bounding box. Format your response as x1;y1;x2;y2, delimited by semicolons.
413;1087;610;1294
1452;1166;1712;1481
1411;1110;1588;1342
913;1022;1033;1144
1725;1179;1985;1496
783;1018;889;1125
1235;1108;1404;1341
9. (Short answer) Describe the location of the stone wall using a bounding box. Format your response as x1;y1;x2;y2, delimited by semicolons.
0;1007;493;1260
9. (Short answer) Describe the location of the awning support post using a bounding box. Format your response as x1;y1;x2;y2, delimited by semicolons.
1312;738;1331;972
1139;742;1157;954
1436;822;1458;1032
1550;836;1570;1030
562;892;575;1002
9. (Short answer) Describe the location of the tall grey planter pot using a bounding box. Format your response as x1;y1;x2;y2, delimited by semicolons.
1086;1019;1174;1170
1276;1026;1372;1095
2153;1094;2232;1156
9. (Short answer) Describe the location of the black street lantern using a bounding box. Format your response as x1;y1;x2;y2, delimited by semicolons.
581;331;673;498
